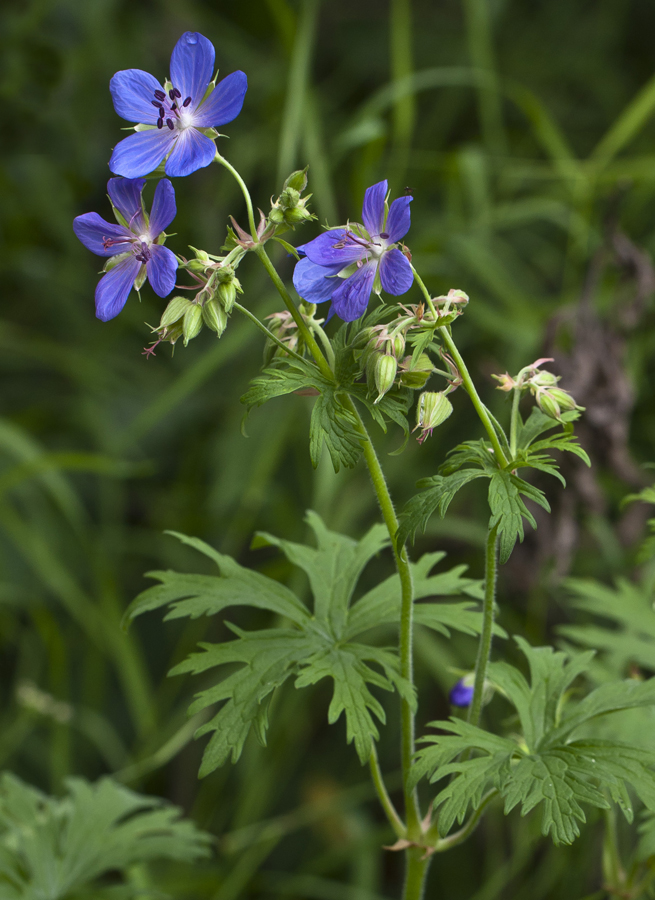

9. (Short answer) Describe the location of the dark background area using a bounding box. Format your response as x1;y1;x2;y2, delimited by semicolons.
1;0;655;896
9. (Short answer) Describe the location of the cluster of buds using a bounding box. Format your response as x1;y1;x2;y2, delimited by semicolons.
492;357;584;421
263;300;323;365
357;323;409;403
268;168;316;230
145;252;242;354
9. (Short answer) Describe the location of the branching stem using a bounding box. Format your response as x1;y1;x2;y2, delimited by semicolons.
232;301;307;363
214;151;258;239
468;522;499;728
369;745;406;839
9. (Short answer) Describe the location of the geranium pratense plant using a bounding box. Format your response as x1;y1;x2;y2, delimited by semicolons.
73;177;177;321
71;29;655;900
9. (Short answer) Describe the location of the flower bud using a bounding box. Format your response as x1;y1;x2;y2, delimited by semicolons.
449;675;475;707
279;187;301;208
214;264;236;284
182;304;203;345
414;391;453;443
491;372;516;392
202;299;228;336
374;354;398;403
535;389;562;420
548;387;578;412
531;370;559;388
283;167;309;193
160;296;192;328
217;281;237;313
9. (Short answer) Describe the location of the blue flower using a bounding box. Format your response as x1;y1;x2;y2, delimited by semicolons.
73;177;178;322
449;676;475;708
292;180;413;322
109;32;247;179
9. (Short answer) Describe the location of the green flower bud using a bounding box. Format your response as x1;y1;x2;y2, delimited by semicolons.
202;299;228;336
284;205;313;226
283;167;309;193
374;354;398;403
536;390;562;420
531;370;559;388
268;207;286;225
182;304;204;345
214;264;236;284
399;353;433;389
217;281;237;313
160;296;192;328
414;391;453;443
280;187;301;208
548;387;578;411
392;333;406;358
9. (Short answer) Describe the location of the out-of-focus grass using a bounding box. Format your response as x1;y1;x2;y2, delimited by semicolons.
0;0;654;896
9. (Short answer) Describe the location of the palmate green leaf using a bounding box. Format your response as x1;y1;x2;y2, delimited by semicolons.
309;387;363;471
397;469;488;547
0;774;210;899
414;638;655;844
131;513;486;772
516;407;582;450
488;470;550;563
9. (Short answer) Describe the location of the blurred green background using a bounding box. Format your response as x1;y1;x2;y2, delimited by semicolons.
1;0;655;896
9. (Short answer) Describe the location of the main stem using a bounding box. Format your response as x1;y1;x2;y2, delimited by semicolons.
468;522;499;728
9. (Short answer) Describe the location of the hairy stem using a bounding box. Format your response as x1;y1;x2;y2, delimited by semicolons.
369;746;406;839
214;150;258;239
509;386;521;458
347;401;420;836
233;301;307;363
468;523;499;728
403;847;431;900
254;244;333;379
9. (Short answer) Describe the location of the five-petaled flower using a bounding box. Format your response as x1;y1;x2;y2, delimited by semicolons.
73;177;178;322
109;32;247;179
292;180;413;322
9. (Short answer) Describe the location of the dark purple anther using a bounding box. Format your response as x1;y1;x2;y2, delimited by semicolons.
171;103;177;112
166;119;174;130
158;108;165;119
173;88;181;98
183;96;192;107
154;89;166;101
151;100;162;109
157;119;163;129
380;232;389;239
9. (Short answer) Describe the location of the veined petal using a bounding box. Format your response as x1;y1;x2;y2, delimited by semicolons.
330;260;377;322
107;177;147;232
292;258;341;304
110;69;163;124
164;128;216;177
95;256;141;321
193;70;248;127
304;229;364;267
379;248;413;295
149;179;176;235
73;213;132;257
146;245;177;298
170;32;214;106
385;195;412;243
362;180;387;237
109;129;174;178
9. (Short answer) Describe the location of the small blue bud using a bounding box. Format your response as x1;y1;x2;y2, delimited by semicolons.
449;677;475;707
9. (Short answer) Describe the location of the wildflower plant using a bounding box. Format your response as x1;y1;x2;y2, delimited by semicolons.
64;27;655;900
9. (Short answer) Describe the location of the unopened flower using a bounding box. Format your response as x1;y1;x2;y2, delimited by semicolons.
73;177;177;321
109;32;247;178
413;391;453;444
449;675;475;707
292;180;414;322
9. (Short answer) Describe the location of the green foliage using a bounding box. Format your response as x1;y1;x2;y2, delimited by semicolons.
412;638;655;844
399;412;589;563
126;513;486;773
623;481;655;564
0;774;211;899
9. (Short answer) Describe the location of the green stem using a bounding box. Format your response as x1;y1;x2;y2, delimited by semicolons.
429;789;498;851
468;523;499;728
214;151;258;239
602;805;626;893
309;318;336;369
254;244;333;379
509;387;521;458
402;847;431;900
233;301;307;364
347;402;420;836
369;746;406;839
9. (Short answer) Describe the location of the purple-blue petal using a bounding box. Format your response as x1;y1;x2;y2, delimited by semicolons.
107;177;147;232
95;256;141;321
109;129;174;178
148;179;176;235
73;213;132;257
163;127;216;178
379;248;413;296
170;32;214;106
330;260;377;322
292;258;341;304
303;229;365;267
110;69;163;125
449;679;474;707
361;180;387;237
146;245;178;298
385;195;412;243
193;70;248;128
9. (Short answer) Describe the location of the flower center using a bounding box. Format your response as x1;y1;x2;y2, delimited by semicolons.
332;229;387;260
151;87;194;131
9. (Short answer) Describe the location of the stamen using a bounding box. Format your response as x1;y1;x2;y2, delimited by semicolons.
157;119;163;129
173;88;181;98
158;108;165;120
166;118;174;130
154;89;166;101
171;103;177;111
151;100;163;109
169;89;176;100
380;232;389;239
183;96;192;107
